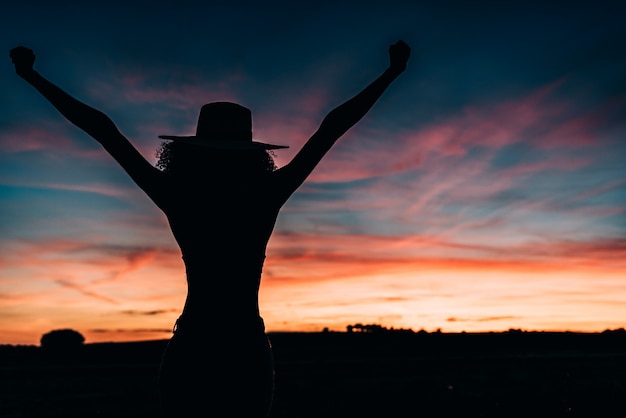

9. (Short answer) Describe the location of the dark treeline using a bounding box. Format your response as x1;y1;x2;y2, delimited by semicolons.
2;328;626;366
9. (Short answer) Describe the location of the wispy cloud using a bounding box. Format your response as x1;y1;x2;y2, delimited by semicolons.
53;279;119;304
0;124;74;153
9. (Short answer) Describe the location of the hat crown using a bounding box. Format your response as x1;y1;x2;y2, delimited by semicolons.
196;102;252;142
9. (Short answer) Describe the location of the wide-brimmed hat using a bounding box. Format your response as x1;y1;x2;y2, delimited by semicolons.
158;102;289;150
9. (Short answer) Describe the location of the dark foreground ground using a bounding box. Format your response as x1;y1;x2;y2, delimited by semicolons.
1;331;626;417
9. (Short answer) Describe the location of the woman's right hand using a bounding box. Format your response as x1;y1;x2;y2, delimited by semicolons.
10;46;36;77
388;40;410;75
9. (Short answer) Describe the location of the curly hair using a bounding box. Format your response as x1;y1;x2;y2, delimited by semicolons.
155;141;277;180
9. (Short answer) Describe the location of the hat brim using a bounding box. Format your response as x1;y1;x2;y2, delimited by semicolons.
158;135;289;150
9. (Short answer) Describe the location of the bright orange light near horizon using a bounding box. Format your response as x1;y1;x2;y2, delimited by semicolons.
2;228;625;346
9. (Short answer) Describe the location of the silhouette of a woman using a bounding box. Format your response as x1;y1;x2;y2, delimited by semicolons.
10;40;410;417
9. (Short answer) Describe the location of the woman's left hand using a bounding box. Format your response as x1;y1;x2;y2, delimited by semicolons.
389;40;410;74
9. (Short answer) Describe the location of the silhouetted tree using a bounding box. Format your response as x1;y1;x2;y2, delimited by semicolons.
40;328;85;351
347;323;416;334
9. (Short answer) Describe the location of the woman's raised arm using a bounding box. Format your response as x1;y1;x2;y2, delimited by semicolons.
275;40;410;201
10;46;165;205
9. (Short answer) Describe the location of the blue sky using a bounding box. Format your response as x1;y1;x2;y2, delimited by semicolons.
1;1;625;344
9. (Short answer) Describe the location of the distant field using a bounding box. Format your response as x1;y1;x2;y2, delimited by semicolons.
2;331;625;417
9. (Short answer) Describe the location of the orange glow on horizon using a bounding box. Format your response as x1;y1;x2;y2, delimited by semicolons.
2;235;624;346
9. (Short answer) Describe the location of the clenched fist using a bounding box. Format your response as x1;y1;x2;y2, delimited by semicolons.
10;46;36;77
389;40;410;74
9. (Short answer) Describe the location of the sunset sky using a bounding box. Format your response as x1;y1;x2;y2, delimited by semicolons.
1;1;625;345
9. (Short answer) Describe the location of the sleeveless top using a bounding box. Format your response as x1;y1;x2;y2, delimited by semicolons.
160;173;283;333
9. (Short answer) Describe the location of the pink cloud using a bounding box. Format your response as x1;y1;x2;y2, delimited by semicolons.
7;179;140;200
265;229;626;277
294;78;610;186
87;68;244;110
54;279;119;304
0;121;142;168
0;125;74;153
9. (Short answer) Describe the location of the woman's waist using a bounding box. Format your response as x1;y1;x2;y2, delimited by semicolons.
173;311;266;335
183;262;265;283
181;249;266;266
